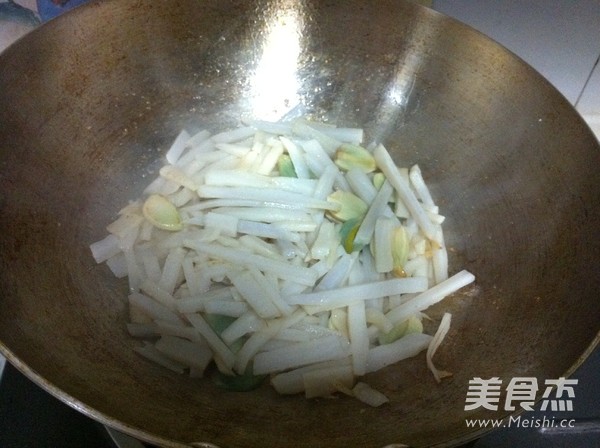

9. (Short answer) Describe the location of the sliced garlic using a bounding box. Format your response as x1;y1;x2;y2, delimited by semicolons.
334;143;376;173
378;315;423;345
372;172;386;190
326;190;368;222
392;225;410;276
142;194;183;232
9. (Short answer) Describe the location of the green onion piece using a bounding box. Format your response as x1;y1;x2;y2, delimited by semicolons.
277;154;297;178
339;218;363;253
204;313;245;353
204;313;236;334
373;172;386;190
378;315;423;345
212;366;266;392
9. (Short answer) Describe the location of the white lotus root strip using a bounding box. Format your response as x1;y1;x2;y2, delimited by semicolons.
90;119;476;406
427;312;454;383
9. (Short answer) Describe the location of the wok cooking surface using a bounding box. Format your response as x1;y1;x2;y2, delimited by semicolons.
1;347;599;447
0;0;600;448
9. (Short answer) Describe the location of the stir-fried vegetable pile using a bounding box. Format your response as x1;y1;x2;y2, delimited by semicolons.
90;119;475;406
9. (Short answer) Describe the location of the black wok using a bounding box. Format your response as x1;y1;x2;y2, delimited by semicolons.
0;1;599;447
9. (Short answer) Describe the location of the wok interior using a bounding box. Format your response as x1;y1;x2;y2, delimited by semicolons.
1;1;599;447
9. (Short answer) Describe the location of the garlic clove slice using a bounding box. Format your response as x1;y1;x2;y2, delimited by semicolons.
142;194;183;231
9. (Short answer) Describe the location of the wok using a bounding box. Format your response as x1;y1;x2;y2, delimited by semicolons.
1;0;599;447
